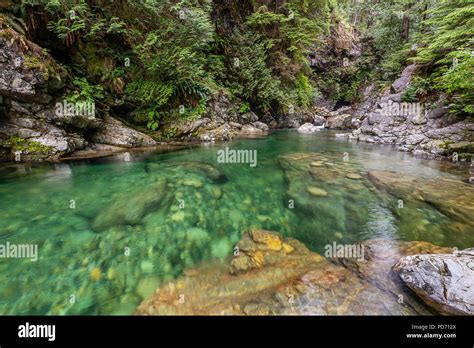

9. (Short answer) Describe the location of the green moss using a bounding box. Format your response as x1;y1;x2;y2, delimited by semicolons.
438;140;453;151
3;136;54;155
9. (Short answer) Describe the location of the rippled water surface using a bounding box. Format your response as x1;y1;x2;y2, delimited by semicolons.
0;130;472;314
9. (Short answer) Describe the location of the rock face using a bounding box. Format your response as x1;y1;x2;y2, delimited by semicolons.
136;230;452;315
344;65;474;159
0;21;158;162
394;249;474;315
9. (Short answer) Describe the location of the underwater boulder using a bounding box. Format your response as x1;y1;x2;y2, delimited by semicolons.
92;178;171;231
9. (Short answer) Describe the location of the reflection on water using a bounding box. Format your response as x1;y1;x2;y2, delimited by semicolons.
0;130;471;315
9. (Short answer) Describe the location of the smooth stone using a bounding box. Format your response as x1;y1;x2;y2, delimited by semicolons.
140;260;154;274
182;179;203;188
346;173;363;180
307;186;328;197
171;211;185;222
90;267;102;281
310;161;324;167
211;187;222;199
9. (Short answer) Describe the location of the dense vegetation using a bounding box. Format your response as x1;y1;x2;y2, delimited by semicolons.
2;0;473;136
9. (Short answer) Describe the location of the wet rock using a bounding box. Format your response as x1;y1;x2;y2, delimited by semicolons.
367;170;474;226
181;179;204;188
345;172;362;180
394;249;474;315
240;124;267;136
306;186;328;197
298;123;323;133
90;115;156;148
229;229;289;274
252;121;269;132
278;152;372;235
173;118;211;138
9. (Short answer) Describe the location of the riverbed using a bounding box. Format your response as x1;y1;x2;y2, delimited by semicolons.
0;130;472;315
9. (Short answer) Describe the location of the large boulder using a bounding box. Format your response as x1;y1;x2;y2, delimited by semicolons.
394;249;474;315
239;123;267;136
297;123;322;133
92;178;171;231
325;113;352;129
90;115;157;148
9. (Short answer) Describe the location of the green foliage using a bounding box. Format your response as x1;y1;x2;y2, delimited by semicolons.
411;0;474;115
295;74;315;107
239;102;251;114
401;76;433;102
222;30;288;113
147;110;160;131
45;1;126;43
66;78;104;103
433;50;474;114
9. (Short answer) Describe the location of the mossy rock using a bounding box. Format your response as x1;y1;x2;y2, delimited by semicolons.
2;136;54;156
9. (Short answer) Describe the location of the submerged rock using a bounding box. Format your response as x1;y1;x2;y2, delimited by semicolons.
278;152;371;238
135;231;443;315
92;178;171;231
367;170;474;226
146;161;227;184
306;186;328;197
394;249;474;315
229;229;293;275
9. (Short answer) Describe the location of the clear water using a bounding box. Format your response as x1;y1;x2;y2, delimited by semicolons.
0;130;472;315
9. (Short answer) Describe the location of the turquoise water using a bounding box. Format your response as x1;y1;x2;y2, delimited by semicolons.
0;129;472;315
